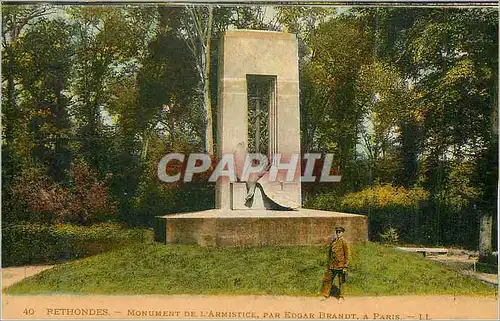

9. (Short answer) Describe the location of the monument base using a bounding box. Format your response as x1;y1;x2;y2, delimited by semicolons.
155;209;367;247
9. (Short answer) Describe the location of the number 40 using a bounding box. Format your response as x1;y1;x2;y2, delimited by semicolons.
23;308;34;315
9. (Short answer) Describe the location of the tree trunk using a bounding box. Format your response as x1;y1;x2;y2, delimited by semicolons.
479;213;493;260
478;72;498;261
5;46;16;143
398;120;419;187
141;130;150;161
203;6;214;156
52;68;66;182
168;112;175;149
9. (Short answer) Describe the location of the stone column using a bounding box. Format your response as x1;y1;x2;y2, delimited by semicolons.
216;30;301;209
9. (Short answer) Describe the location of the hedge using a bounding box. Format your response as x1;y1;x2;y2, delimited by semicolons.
2;222;153;267
305;184;429;243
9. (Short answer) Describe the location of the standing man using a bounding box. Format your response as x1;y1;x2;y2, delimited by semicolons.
321;226;350;302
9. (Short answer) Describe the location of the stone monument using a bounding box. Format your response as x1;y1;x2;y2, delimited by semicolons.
216;30;301;212
155;30;367;247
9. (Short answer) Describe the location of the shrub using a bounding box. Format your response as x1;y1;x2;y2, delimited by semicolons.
340;184;428;210
476;262;498;274
379;227;400;245
307;184;429;243
67;162;117;224
303;191;341;211
11;162;117;225
7;165;57;223
340;184;428;242
1;222;152;267
127;180;215;227
478;251;498;274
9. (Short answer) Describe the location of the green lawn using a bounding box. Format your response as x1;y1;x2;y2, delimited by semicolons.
5;242;497;296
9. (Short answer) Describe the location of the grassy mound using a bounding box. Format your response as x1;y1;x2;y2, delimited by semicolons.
5;242;497;296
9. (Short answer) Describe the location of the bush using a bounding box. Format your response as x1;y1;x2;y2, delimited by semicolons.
1;222;152;267
477;251;498;274
340;184;428;242
126;181;215;227
10;162;117;225
303;191;341;211
476;262;498;274
379;227;400;245
307;184;429;243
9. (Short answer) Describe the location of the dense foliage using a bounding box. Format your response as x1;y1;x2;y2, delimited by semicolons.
1;5;497;252
307;184;430;243
2;223;151;266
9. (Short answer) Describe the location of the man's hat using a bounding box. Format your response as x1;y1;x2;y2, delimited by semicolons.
335;226;345;232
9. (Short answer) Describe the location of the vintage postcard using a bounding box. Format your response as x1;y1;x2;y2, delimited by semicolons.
1;0;498;320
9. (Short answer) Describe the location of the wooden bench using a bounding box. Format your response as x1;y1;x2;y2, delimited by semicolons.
394;247;448;257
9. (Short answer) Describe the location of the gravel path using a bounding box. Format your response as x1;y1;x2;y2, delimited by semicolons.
2;293;498;319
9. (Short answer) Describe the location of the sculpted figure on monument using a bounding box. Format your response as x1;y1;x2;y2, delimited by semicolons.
234;142;297;210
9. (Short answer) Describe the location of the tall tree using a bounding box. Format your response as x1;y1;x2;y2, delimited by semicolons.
354;61;410;184
1;5;54;186
68;6;155;173
137;11;201;154
16;18;74;182
273;7;335;155
156;6;215;155
157;5;273;155
365;7;498;247
302;16;374;168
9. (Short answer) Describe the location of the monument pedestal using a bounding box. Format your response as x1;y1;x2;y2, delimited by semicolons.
155;209;367;247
